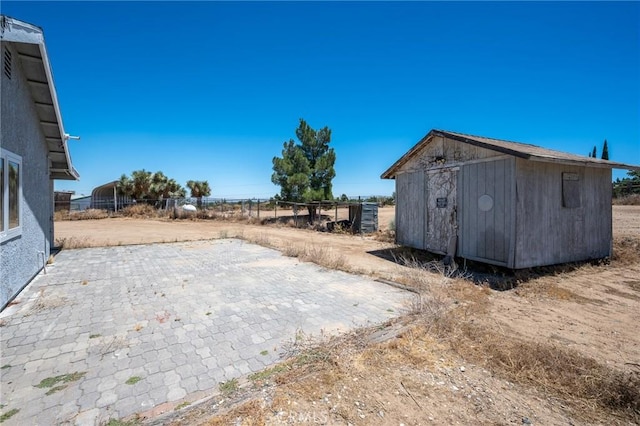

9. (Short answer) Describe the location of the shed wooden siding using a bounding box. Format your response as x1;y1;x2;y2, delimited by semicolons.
398;136;501;173
396;171;425;248
514;159;612;268
459;158;515;266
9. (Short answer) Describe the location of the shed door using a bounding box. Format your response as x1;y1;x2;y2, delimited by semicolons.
460;158;513;265
425;169;457;254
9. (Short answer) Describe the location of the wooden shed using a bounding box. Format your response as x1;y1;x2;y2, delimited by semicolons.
381;129;639;269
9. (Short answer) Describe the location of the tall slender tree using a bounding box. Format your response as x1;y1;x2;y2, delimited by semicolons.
601;139;609;160
591;146;597;158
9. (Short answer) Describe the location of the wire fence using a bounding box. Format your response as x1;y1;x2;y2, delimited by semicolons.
55;196;393;232
57;196;393;216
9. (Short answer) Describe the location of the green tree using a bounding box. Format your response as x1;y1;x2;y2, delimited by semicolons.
149;172;186;202
186;180;211;209
117;169;152;201
272;119;336;219
118;170;185;205
601;139;609;160
591;146;597;158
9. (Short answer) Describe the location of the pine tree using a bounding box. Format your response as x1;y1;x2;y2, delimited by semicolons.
591;146;597;158
601;139;609;160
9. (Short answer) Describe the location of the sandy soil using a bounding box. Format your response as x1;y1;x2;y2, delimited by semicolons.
54;205;640;424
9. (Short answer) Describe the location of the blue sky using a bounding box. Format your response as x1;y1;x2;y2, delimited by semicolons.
4;1;639;199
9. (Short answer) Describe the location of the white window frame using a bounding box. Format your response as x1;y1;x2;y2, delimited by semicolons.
0;148;22;242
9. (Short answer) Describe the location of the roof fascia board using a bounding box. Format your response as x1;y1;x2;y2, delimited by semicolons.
527;156;640;171
37;41;79;180
434;130;530;160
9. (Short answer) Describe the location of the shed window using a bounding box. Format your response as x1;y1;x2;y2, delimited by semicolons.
0;149;22;241
562;172;580;208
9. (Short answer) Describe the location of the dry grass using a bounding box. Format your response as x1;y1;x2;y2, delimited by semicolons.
119;204;163;218
441;319;640;420
54;236;93;249
373;228;395;243
26;289;67;316
387;255;640;421
613;194;640;205
54;209;109;221
612;235;640;265
282;244;346;270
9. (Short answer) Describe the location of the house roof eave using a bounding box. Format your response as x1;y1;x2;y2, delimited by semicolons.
1;15;80;181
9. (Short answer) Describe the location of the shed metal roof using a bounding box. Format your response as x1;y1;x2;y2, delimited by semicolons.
381;129;640;179
1;15;79;180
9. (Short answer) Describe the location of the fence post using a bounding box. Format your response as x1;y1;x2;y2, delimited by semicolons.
335;203;338;222
275;201;277;219
257;199;260;219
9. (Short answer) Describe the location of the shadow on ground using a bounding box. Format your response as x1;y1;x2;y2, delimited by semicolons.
367;246;602;291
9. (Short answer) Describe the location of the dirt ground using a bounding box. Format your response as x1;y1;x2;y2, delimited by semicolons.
53;206;640;425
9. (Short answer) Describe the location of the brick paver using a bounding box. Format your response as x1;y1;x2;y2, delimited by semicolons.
0;239;408;425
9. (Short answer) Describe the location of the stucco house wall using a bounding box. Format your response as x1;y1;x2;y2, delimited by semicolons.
0;41;54;306
1;16;78;310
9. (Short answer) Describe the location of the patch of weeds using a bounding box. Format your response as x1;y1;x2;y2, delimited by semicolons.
125;376;142;385
260;350;269;356
1;365;10;370
248;364;289;382
81;280;88;286
104;418;140;426
35;372;86;395
219;378;239;395
45;385;67;396
89;334;101;339
386;308;394;312
0;408;19;422
174;401;191;411
205;311;212;316
133;324;143;332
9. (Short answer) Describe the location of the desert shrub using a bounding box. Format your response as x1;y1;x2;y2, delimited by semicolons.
54;210;70;221
120;204;163;218
613;194;640;205
57;209;109;221
54;236;92;249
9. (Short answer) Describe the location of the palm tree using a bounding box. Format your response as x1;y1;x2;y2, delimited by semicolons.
116;174;133;197
130;169;153;202
186;180;211;209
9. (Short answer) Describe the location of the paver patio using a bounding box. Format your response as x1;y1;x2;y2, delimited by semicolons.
0;239;408;425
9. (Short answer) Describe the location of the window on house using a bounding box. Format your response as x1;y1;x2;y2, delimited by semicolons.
1;149;22;240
